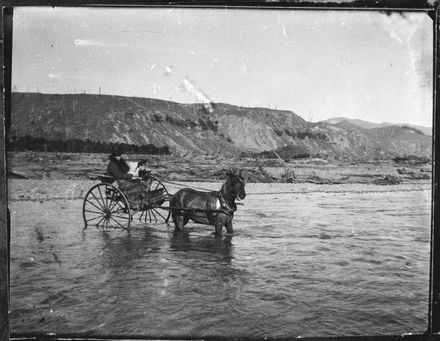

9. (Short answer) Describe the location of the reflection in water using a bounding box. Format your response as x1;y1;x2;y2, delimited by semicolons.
170;230;234;264
98;228;163;272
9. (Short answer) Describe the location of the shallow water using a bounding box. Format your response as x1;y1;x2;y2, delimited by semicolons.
9;181;431;337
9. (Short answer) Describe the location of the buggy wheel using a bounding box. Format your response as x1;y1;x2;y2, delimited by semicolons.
139;176;171;224
83;183;131;230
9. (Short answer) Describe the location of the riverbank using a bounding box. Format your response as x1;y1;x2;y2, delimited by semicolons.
7;151;431;185
8;179;431;202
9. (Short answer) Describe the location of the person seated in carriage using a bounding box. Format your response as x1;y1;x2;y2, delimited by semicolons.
107;146;149;207
137;159;151;180
106;145;132;180
106;146;162;208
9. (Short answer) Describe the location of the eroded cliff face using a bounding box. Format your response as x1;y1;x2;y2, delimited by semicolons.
10;92;431;160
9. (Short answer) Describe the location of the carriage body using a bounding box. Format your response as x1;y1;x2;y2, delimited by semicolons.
82;173;171;230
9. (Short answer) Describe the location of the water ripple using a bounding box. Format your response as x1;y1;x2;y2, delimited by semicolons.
9;183;431;337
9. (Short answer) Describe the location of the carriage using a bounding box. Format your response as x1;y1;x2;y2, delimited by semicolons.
82;173;171;230
82;169;246;234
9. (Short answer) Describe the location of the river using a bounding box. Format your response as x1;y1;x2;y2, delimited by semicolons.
9;181;431;337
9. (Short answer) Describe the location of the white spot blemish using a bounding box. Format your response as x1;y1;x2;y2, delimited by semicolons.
216;198;221;210
164;65;172;75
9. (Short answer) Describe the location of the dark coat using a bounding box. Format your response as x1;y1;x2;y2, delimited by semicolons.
107;156;131;180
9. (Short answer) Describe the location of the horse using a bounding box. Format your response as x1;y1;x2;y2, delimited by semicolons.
170;170;246;235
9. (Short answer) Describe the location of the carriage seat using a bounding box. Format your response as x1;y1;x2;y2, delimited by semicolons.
89;173;115;184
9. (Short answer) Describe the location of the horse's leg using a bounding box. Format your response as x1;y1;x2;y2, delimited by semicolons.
225;222;233;234
172;213;185;231
214;222;223;236
183;215;190;226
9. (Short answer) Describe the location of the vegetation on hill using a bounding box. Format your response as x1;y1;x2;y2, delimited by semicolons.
7;135;171;155
8;92;432;161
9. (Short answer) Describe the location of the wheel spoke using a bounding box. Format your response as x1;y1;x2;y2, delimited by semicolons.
107;196;120;212
104;185;110;210
95;216;106;227
90;191;105;210
109;216;126;229
152;207;168;221
86;215;104;223
85;209;105;215
86;196;105;212
111;214;130;220
150;209;157;222
138;211;145;222
97;186;108;210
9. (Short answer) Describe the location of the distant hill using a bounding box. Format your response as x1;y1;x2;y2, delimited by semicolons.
322;117;432;136
8;92;432;161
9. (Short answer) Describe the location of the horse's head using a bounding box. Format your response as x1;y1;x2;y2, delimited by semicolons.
224;169;246;201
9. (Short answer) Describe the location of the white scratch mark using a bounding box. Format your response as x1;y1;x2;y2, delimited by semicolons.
180;77;214;113
278;14;287;39
74;39;130;49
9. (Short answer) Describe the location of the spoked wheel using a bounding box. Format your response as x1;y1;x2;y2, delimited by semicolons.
83;183;131;230
139;176;171;224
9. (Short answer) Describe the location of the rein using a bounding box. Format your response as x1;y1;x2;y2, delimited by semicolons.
162;179;214;192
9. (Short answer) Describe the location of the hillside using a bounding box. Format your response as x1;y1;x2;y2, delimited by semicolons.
8;92;432;161
323;117;432;136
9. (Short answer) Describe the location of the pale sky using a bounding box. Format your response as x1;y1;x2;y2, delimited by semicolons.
12;7;433;127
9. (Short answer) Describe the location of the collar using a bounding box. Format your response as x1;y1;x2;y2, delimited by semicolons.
217;191;236;213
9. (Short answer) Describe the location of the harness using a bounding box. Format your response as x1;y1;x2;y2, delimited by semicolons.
217;190;237;215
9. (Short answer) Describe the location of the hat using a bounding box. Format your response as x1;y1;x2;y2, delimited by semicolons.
111;145;123;156
138;159;148;167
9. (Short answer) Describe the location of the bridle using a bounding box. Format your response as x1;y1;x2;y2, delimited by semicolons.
221;176;245;201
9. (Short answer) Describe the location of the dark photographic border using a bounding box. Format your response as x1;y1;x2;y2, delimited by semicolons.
1;1;439;340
